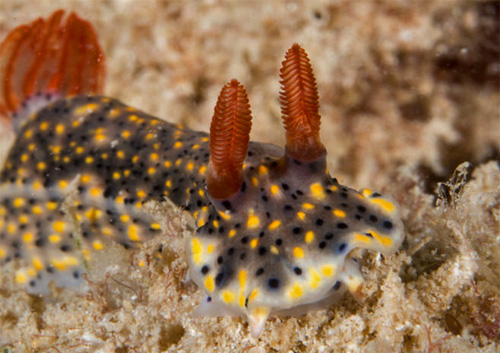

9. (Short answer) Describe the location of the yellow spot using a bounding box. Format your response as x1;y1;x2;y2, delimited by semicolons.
95;133;106;142
270;246;279;254
175;159;182;166
250;239;258;248
122;130;131;138
309;268;321;289
354;233;372;244
329;185;338;192
247;213;260;229
128;225;140;241
90;188;101;197
132;155;139;163
49;234;61;244
297;211;306;220
191;237;203;264
75;146;84;154
145;133;154;140
81;174;91;183
205;275;215;292
137;190;146;198
113;172;121;180
305;231;314;243
93;240;104;251
22;232;34;243
174;141;183;149
199;165;207;175
228;230;236;238
101;153;108;160
251;177;259;186
202;137;209;142
150;223;161;230
361;188;372;197
238;270;247;288
310;183;325;200
53;221;65;233
249;289;259;303
37;162;46;171
192;144;200;150
28;143;35;151
32;257;43;271
129;114;138;122
206;244;214;254
19;215;28;224
239;295;246;307
268;220;281;230
21;154;28;162
198;189;205;198
222;290;235;304
13;198;25;208
333;209;346;218
55;124;65;134
289;283;303;299
293;247;304;259
82;249;91;261
150;153;159;161
85;156;94;164
0;247;5;259
24;129;33;138
58;180;68;189
302;203;314;210
165;180;172;188
16;270;28;284
102;227;113;237
120;214;130;223
51;145;62;154
40;122;49;131
7;223;16;234
164;161;172;168
63;156;70;163
32;205;43;215
213;220;219;228
47;201;58;210
75;103;99;115
33;181;43;191
116;196;124;204
148;167;156;174
186;161;194;171
116;150;125;159
321;265;336;277
270;185;280;195
258;165;268;175
370;198;395;213
370;231;393;247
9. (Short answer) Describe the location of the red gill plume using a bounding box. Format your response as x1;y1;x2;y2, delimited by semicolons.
279;43;325;162
207;79;253;200
0;10;105;118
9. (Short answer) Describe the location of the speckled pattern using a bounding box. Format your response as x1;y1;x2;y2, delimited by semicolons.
0;93;404;336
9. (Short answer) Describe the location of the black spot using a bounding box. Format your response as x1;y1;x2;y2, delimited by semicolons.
241;236;248;244
73;271;80;279
227;247;235;256
315;219;324;226
275;238;282;246
35;238;44;247
60;245;70;252
372;192;381;197
293;267;302;275
318;241;326;249
323;205;332;210
296;190;303;196
258;247;267;256
284;205;293;211
239;253;246;260
215;272;225;287
207;296;212;302
341;192;348;199
255;268;264;276
281;183;289;190
201;265;209;274
338;243;347;253
222;201;232;210
261;195;268;202
332;281;341;290
355;215;362;220
218;227;225;234
268;278;280;289
292;227;302;234
29;280;36;287
357;205;366;213
259;231;265;238
369;215;378;222
337;222;348;229
382;220;393;229
240;181;246;192
325;232;334;240
217;256;223;264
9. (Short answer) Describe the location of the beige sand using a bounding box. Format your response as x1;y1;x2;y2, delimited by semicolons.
0;1;498;352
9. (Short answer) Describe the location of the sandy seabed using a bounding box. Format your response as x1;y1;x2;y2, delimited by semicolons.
0;1;499;352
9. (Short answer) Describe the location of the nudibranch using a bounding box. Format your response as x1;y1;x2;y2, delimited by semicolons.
0;10;404;337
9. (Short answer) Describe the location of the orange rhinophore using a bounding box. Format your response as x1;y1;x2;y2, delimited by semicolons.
0;10;105;119
207;79;253;200
279;43;325;162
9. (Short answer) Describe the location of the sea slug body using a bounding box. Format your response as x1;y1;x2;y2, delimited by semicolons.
0;10;404;337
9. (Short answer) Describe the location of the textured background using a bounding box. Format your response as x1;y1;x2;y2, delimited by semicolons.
0;1;499;352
